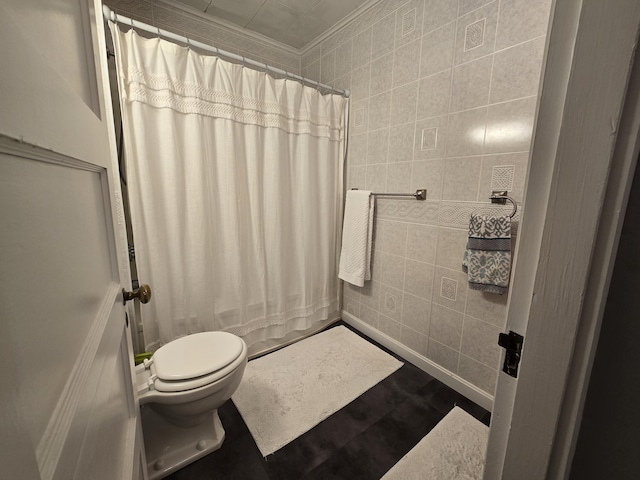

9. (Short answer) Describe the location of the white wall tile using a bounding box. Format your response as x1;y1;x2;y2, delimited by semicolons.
427;338;460;372
420;21;456;78
489;37;545;104
442;156;482;201
351;63;372;100
379;314;402;340
495;0;553;51
429;303;464;350
406;223;439;264
446;107;487;157
380;252;406;290
388;123;416;163
393;38;422;87
352;27;373;69
432;266;468;312
461;315;501;368
478;152;529;202
401;326;428;356
413;116;448;160
435;227;468;270
368;91;392;131
411;159;445;200
321;49;336;84
458;354;497;394
390;81;419;126
450;55;493;113
404;259;435;300
453;1;498;66
402;293;431;334
372;12;397;59
484;96;536;154
417;70;453;120
386;161;413;193
366;164;387;192
379;283;404;321
367;128;390;165
349;133;367;166
335;40;353;79
395;0;425;48
371;53;394;95
465;288;508;328
378;219;408;256
423;0;458;34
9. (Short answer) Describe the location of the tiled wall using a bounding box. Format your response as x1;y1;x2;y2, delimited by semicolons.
103;0;300;74
302;0;552;396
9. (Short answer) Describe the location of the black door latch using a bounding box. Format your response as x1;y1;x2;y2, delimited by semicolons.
498;331;524;378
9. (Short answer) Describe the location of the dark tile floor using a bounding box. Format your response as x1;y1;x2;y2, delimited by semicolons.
166;322;490;480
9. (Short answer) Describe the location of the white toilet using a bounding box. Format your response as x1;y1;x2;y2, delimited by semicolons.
135;331;248;480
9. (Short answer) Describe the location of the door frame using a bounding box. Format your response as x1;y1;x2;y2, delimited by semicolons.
484;0;640;478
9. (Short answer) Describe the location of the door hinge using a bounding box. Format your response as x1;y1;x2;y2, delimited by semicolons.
498;331;524;378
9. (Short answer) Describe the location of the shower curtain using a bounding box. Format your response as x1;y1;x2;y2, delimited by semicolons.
110;26;348;354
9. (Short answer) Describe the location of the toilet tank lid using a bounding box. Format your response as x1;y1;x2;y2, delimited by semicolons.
153;332;244;382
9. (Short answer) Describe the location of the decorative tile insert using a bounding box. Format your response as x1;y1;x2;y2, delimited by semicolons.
402;9;417;37
464;18;486;51
376;199;440;225
439;201;520;229
385;292;397;312
440;277;458;301
421;127;438;151
491;165;515;191
354;107;366;126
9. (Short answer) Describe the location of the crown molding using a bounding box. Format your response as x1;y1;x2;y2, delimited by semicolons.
300;0;384;55
154;0;301;56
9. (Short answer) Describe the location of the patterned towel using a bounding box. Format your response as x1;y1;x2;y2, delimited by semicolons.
462;214;512;295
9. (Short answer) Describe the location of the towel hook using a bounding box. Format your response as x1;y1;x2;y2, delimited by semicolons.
490;191;517;218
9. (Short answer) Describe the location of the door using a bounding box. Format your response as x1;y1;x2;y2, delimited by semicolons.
0;1;145;479
484;0;640;478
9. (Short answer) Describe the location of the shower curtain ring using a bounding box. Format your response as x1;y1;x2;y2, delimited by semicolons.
186;37;191;50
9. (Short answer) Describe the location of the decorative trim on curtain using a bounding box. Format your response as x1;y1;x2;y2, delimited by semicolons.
110;25;348;355
122;67;345;141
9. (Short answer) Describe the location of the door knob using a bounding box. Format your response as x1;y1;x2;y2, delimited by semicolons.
122;284;152;305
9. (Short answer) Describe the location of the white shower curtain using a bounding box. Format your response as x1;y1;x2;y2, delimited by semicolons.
110;26;348;354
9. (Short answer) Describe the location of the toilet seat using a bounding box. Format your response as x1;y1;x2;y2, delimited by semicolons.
142;332;245;393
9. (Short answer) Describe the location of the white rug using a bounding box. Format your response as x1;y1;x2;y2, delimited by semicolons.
381;406;489;480
232;326;403;456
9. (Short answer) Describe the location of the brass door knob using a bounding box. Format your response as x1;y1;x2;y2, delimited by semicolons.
122;284;152;305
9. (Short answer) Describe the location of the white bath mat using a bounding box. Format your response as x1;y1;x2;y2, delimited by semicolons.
232;325;403;456
381;406;489;480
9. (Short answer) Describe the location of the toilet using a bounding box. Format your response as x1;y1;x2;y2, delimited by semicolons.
135;331;248;480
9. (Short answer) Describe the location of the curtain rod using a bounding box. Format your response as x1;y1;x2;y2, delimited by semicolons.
102;5;350;98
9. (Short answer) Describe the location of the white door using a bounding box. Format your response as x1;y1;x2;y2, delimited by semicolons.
484;1;640;478
0;1;146;479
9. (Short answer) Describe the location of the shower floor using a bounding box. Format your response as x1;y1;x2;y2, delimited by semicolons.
165;322;491;479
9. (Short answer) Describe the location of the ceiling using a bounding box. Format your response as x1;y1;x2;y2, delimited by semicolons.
170;0;372;49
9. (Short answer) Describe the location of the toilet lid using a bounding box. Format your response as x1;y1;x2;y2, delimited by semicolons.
153;332;244;382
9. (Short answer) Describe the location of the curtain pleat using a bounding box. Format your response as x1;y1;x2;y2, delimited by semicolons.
110;26;347;354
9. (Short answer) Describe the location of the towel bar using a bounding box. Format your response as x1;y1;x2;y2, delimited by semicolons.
490;191;518;218
350;188;427;200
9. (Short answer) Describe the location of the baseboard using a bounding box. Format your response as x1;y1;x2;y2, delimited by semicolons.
341;310;494;412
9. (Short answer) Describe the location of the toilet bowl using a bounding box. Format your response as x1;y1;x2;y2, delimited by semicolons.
135;331;248;480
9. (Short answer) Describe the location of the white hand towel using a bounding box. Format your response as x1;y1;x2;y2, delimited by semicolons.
338;190;374;287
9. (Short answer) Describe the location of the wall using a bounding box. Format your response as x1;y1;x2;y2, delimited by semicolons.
302;0;552;396
103;0;300;74
104;0;553;397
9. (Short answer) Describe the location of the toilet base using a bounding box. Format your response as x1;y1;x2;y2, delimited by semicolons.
141;405;225;480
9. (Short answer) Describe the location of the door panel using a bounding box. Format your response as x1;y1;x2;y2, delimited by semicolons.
0;0;143;478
